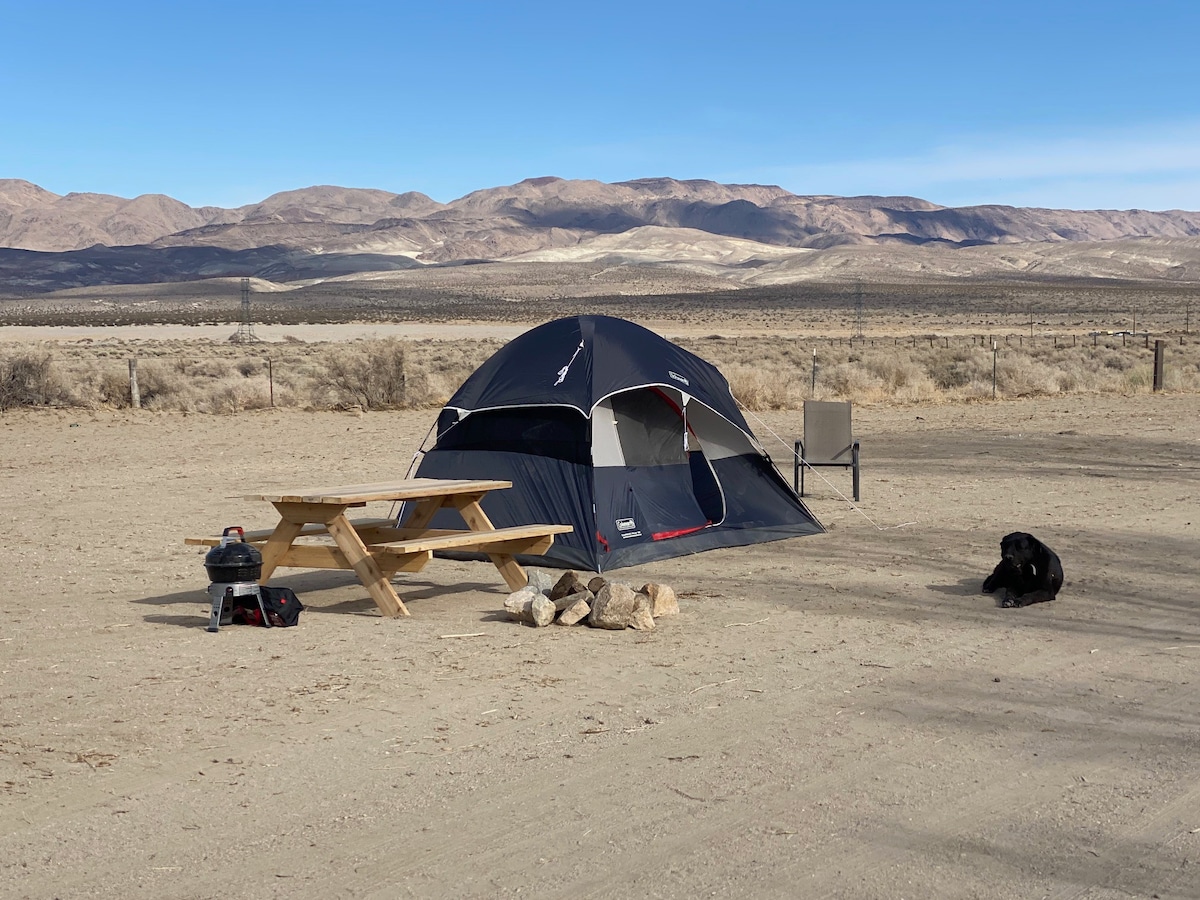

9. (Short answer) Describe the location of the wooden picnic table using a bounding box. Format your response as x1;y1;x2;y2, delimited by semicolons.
186;478;572;617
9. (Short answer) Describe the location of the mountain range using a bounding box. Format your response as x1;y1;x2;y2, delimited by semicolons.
3;177;1200;295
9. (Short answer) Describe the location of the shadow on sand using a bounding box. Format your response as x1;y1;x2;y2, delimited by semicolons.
134;569;507;628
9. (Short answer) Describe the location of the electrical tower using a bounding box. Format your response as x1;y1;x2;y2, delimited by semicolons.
232;277;260;343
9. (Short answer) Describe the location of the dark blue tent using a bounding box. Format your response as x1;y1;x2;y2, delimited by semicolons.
413;315;823;571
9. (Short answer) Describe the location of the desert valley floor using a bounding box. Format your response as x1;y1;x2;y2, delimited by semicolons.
2;372;1199;898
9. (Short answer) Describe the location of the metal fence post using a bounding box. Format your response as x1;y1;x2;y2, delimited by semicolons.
992;341;998;399
128;358;141;409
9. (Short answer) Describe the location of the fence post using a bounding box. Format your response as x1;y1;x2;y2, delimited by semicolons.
128;358;141;409
1153;340;1165;391
267;357;275;408
992;341;998;399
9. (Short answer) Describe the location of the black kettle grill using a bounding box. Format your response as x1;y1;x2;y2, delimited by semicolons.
204;527;267;632
205;526;263;582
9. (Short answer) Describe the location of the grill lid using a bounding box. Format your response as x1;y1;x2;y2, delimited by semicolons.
204;526;262;581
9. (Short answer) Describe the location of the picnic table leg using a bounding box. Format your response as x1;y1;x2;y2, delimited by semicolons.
258;517;306;582
399;495;449;531
487;553;531;592
325;513;410;618
450;494;529;591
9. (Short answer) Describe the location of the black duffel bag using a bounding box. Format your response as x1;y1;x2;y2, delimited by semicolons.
260;586;304;627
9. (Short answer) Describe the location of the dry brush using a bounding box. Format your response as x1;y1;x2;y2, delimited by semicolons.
2;332;1198;414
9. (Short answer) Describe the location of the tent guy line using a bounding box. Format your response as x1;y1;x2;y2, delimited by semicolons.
735;405;916;532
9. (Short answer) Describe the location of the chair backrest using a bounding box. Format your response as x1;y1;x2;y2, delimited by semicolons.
802;400;854;463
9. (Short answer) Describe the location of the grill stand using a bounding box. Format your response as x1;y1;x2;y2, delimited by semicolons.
206;582;266;633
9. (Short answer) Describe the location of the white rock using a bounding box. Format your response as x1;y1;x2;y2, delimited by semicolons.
556;597;591;626
589;582;639;630
640;583;679;617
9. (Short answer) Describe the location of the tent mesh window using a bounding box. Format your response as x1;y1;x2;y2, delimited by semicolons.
437;407;590;464
610;389;687;467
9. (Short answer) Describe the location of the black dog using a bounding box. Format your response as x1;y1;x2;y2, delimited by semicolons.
982;531;1063;608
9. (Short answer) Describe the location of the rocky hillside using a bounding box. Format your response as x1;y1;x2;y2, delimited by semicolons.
2;176;1200;294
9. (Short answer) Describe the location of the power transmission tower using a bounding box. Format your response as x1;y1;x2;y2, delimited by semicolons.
232;277;260;343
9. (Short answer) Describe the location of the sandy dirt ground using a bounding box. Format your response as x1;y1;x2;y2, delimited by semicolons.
2;393;1200;899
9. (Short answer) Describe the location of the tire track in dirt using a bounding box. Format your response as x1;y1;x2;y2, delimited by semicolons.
6;570;1191;899
1042;775;1200;900
786;661;1200;899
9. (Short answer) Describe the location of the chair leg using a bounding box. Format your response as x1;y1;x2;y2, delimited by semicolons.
852;441;861;502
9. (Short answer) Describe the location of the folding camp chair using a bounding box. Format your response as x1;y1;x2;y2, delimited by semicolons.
793;400;860;502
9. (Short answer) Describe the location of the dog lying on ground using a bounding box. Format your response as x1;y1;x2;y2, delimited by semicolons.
982;531;1064;608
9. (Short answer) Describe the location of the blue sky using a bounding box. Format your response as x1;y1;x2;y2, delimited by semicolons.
3;0;1199;210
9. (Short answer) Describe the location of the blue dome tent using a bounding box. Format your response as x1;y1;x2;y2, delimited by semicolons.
413;315;824;571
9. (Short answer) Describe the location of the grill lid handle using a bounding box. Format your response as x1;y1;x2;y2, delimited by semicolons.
219;526;246;548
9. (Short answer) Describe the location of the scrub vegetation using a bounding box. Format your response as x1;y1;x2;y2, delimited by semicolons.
2;331;1197;414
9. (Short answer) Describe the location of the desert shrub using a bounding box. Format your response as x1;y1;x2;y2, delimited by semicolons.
7;330;1200;413
1123;369;1150;393
1098;348;1134;371
861;353;938;400
136;363;191;410
315;339;409;410
1054;368;1080;392
57;360;181;409
894;376;939;402
925;348;991;390
235;357;263;377
97;368;134;407
172;357;229;379
727;366;798;410
819;362;890;403
406;370;460;407
956;378;1000;400
202;380;272;414
400;340;498;407
1047;351;1102;393
0;347;67;410
995;356;1062;397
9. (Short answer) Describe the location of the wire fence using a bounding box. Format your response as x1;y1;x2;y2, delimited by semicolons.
4;330;1200;413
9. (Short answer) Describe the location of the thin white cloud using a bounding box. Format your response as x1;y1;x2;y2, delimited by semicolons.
753;122;1200;210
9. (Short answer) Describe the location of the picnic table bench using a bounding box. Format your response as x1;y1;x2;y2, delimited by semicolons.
185;478;572;617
